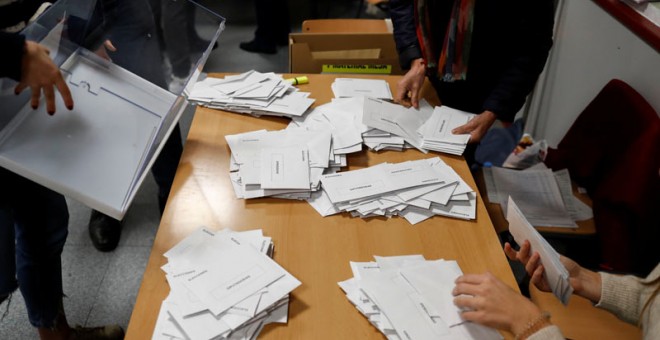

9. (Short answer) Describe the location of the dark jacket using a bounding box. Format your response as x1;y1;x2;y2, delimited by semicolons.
0;32;26;81
390;0;555;121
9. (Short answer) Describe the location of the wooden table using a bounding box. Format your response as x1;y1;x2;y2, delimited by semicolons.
126;74;518;339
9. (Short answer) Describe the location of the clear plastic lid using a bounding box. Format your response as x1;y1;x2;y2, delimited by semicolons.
0;0;225;218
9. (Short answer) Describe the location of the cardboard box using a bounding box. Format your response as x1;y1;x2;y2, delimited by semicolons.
289;31;403;75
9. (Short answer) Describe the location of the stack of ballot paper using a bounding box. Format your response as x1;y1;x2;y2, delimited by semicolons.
152;227;301;340
188;70;315;118
339;255;502;340
312;157;478;224
486;164;589;228
225;127;333;199
417;106;475;155
506;197;573;305
331;78;393;100
483;163;592;226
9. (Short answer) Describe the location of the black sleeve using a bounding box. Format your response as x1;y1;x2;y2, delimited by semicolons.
0;32;26;81
389;0;422;70
482;0;555;121
0;0;49;29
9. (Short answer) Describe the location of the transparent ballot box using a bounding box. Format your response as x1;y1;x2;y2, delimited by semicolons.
0;0;225;219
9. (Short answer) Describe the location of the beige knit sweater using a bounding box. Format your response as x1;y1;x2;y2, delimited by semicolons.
528;264;659;340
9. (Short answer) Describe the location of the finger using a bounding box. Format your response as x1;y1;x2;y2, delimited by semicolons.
525;252;541;275
530;265;547;289
31;87;41;109
55;74;74;110
14;82;28;95
410;86;420;109
517;240;532;263
455;273;486;285
504;242;518;261
453;295;481;310
398;94;412;108
457;310;483;324
452;282;482;297
394;87;408;106
44;86;56;115
104;40;117;51
452;121;474;135
467;129;485;143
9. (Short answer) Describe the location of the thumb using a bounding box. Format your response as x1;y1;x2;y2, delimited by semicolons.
452;122;474;135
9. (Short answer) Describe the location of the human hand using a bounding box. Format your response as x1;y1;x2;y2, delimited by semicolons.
504;240;602;302
395;58;426;109
15;41;73;115
453;272;550;335
95;39;117;61
451;110;497;143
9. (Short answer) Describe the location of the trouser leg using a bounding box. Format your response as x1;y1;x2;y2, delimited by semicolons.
13;180;69;328
162;0;192;78
0;208;18;299
151;124;183;214
254;0;290;44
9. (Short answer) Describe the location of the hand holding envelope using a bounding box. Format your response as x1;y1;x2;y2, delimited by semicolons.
339;255;503;340
506;196;574;304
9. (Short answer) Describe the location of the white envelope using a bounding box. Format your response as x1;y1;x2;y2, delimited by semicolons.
259;146;310;190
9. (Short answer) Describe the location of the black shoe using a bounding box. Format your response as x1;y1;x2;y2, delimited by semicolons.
70;324;125;340
239;39;276;54
0;293;7;305
88;210;122;252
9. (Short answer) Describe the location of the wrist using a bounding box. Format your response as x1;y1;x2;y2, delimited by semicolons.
21;41;35;80
411;58;426;74
510;302;543;335
513;311;552;340
573;268;602;303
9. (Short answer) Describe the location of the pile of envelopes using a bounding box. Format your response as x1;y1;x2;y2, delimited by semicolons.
289;96;434;153
188;71;315;118
361;97;435;152
339;255;502;340
506;197;573;304
291;93;474;155
153;228;301;340
311;157;477;224
226;128;334;200
417;106;476;155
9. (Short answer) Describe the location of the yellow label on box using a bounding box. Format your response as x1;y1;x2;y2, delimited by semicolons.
322;64;392;74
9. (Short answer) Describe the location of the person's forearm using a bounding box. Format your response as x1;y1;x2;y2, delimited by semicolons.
573;266;602;303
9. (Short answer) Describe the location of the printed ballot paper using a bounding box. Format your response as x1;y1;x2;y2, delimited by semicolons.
152;227;300;340
331;78;393;100
339;255;502;340
492;166;577;228
506;197;573;305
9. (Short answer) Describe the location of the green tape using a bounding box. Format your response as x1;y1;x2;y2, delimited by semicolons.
322;64;392;74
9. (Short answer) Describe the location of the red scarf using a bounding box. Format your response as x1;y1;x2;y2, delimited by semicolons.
415;0;475;82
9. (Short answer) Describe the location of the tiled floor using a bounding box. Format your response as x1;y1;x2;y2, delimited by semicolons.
0;1;382;338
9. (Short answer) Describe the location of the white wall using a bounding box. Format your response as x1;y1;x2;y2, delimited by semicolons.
526;0;660;147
